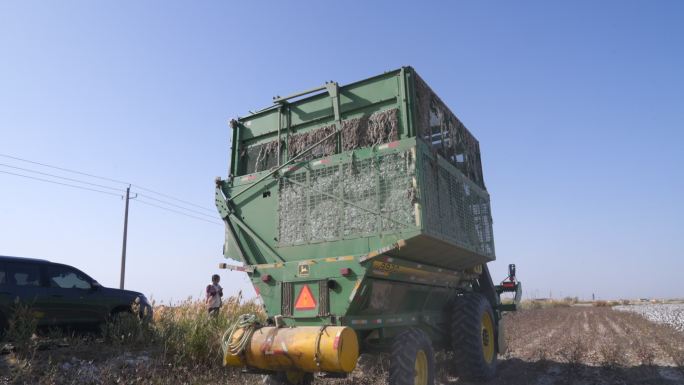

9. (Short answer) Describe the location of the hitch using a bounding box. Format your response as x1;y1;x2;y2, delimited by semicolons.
495;264;522;311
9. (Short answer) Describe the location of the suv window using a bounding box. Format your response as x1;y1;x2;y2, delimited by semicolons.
8;263;42;287
46;265;91;290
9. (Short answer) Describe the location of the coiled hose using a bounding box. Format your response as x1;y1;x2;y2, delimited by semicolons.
222;314;260;358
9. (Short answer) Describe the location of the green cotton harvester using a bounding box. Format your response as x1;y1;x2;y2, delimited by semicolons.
215;67;522;385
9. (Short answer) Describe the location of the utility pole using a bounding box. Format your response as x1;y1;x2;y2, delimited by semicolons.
120;185;134;289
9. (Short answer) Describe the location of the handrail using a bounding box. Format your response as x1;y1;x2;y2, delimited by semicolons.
272;84;328;104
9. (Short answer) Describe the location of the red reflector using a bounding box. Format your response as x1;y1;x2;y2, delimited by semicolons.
340;268;351;276
261;274;272;283
294;285;317;311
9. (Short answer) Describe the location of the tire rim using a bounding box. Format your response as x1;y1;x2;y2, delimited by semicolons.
414;349;428;385
481;311;495;364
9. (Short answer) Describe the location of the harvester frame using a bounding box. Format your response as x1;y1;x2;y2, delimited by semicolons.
216;67;521;385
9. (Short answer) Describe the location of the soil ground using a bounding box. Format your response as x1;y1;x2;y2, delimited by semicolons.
473;306;684;385
2;306;683;384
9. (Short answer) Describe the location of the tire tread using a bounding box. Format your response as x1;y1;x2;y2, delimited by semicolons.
450;293;497;381
389;328;435;385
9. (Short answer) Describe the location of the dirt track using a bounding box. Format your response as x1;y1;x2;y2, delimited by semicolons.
448;306;684;385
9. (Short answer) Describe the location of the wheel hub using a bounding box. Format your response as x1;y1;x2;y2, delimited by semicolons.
414;349;428;385
481;312;495;364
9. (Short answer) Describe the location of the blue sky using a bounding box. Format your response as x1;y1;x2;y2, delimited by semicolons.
1;1;682;302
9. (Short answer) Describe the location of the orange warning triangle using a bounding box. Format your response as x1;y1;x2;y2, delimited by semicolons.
294;285;317;311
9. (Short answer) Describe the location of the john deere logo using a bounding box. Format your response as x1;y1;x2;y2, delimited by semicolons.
298;264;310;276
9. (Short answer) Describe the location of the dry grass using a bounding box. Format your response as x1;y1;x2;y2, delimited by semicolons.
520;297;577;310
3;300;684;385
593;300;622;307
5;302;38;355
1;295;265;384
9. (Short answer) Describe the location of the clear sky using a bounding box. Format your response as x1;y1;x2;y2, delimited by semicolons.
1;1;682;302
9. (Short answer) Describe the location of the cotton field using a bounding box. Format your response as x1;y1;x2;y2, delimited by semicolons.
614;303;684;332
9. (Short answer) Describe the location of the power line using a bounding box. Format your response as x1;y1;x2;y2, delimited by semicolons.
0;153;130;185
135;199;223;226
132;185;216;212
1;167;222;225
0;163;124;192
0;170;123;197
136;193;219;219
2;154;224;291
0;152;217;212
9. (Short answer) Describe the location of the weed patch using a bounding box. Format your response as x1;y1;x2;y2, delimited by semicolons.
6;301;38;355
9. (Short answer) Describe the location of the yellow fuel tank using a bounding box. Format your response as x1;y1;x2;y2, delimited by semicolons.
224;326;359;373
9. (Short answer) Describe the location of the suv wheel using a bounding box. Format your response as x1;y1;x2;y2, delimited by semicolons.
0;312;7;339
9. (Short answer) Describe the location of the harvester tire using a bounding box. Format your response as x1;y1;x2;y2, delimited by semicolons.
450;293;497;381
262;372;313;385
389;328;435;385
0;311;7;338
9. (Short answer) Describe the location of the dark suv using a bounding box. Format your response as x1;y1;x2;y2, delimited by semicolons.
0;256;152;332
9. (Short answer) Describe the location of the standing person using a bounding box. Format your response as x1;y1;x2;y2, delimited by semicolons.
206;274;223;317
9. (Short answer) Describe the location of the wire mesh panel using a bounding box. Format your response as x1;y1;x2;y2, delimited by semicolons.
342;158;377;237
420;153;495;259
420;155;441;236
309;165;342;241
278;150;416;246
472;201;494;256
278;172;308;245
277;142;493;257
379;152;416;232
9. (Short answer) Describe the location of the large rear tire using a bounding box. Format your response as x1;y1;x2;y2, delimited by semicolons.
389;328;435;385
262;371;313;385
450;293;498;381
0;312;7;340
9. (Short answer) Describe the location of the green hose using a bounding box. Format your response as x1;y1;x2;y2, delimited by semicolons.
222;314;260;358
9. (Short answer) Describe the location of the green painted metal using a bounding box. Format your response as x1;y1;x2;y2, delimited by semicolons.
216;67;516;353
